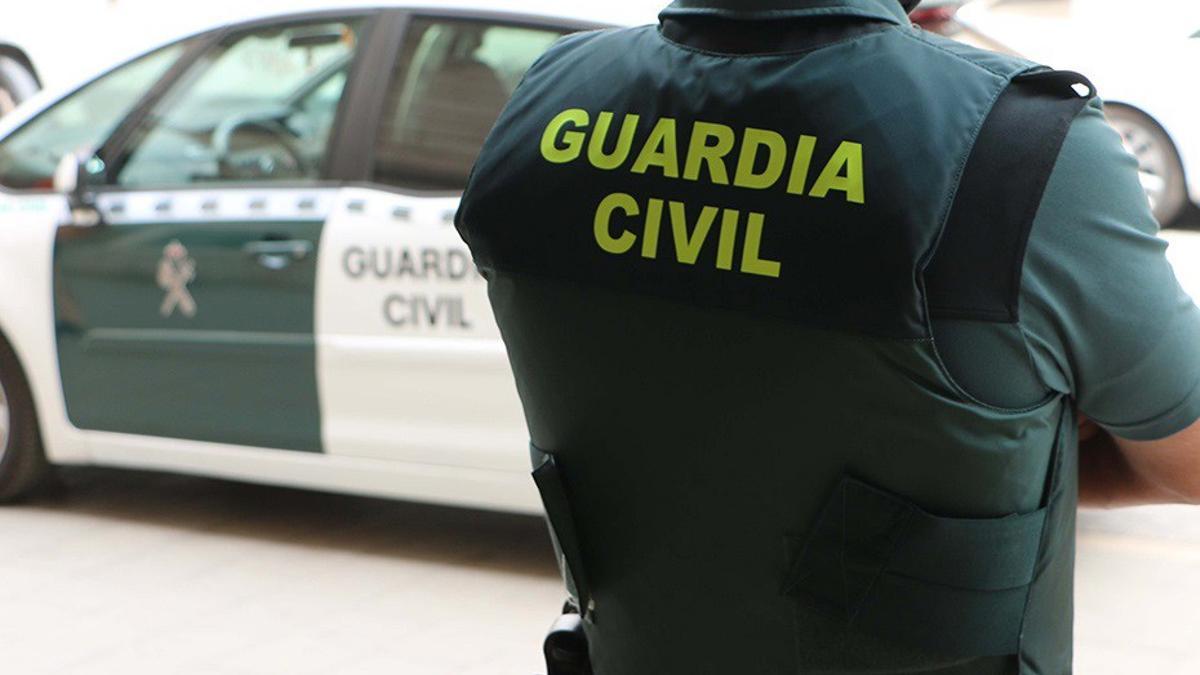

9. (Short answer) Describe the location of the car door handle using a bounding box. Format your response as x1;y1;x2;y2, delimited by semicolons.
243;240;313;270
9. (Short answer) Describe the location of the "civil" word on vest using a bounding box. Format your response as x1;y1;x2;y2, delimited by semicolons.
539;108;868;280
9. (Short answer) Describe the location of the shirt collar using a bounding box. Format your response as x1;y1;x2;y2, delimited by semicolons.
660;0;910;25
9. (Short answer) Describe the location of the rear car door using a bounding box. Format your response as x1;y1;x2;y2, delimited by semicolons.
317;13;580;469
54;13;375;452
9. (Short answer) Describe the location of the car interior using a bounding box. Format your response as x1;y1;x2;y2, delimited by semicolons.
374;22;512;191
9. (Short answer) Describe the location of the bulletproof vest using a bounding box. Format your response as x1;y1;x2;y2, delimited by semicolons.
457;4;1093;673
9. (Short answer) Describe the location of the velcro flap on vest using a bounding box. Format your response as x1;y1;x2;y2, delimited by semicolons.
532;446;593;620
784;477;1047;662
888;490;1046;591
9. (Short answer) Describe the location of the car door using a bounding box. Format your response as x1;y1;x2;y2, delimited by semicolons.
316;13;581;470
54;12;376;452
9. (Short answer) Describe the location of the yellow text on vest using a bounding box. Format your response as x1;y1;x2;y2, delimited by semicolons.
593;193;782;278
540;109;869;280
540;109;866;203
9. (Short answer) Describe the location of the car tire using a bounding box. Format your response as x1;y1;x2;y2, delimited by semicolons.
0;54;39;117
1105;104;1189;227
0;336;51;502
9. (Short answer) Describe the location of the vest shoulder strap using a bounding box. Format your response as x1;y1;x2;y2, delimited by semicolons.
925;70;1096;323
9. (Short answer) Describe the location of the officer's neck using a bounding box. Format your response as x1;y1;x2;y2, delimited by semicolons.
661;0;914;21
661;15;891;55
659;0;909;55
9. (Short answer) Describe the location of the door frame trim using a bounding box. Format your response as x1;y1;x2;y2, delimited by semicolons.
325;10;411;183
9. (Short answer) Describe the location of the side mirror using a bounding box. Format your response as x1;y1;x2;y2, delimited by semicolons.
54;152;103;226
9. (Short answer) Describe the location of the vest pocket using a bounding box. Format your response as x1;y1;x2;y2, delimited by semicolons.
784;477;1046;668
532;446;593;619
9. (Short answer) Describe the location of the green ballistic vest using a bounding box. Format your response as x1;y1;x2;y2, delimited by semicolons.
458;3;1092;672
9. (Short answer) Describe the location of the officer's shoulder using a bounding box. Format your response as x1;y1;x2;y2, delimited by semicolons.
536;24;659;64
514;25;660;89
902;28;1098;106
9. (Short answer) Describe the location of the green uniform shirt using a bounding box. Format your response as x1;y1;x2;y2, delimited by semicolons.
937;100;1200;440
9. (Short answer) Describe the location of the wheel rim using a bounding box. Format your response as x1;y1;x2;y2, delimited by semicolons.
0;373;9;460
1109;117;1174;216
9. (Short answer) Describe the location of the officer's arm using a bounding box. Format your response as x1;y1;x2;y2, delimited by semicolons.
1017;102;1200;509
1079;419;1200;508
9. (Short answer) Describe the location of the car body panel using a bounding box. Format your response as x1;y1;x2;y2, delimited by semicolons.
57;189;329;452
315;186;529;474
1;186;540;511
0;191;89;464
83;423;539;511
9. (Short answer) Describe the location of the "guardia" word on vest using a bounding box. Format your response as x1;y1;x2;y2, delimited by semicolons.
539;108;868;279
540;109;865;202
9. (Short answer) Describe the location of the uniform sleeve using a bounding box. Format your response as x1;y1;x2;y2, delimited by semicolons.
1020;100;1200;441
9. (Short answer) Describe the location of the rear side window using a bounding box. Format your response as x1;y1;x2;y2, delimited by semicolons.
0;44;183;190
370;17;567;192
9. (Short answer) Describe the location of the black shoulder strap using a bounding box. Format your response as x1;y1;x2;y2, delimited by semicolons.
924;70;1096;323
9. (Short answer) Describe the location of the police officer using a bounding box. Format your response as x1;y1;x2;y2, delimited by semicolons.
456;1;1200;673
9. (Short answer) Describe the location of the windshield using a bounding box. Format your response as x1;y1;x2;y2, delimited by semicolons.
0;44;184;190
113;20;361;187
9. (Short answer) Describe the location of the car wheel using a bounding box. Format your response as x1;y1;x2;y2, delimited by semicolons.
0;336;50;502
0;55;38;117
1105;104;1189;227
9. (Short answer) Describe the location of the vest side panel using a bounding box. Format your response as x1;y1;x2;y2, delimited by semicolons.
1018;408;1078;675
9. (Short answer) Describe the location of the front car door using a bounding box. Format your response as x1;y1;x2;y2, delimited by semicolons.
53;12;376;452
316;12;584;470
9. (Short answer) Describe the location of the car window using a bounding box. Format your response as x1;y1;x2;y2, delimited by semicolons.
0;44;184;190
371;17;568;192
114;19;364;188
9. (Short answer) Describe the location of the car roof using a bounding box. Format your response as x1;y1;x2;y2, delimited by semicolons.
220;0;659;31
395;0;659;26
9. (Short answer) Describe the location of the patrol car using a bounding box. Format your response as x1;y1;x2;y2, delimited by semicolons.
0;1;694;514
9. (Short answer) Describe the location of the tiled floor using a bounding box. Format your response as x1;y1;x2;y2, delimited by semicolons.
1;468;1199;674
0;469;563;675
1075;508;1200;674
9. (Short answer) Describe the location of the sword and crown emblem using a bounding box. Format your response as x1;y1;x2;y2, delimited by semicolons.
157;240;197;318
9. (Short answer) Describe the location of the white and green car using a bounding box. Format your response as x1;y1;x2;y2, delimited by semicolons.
0;2;663;513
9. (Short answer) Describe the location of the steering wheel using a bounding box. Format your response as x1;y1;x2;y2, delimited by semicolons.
211;113;310;180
